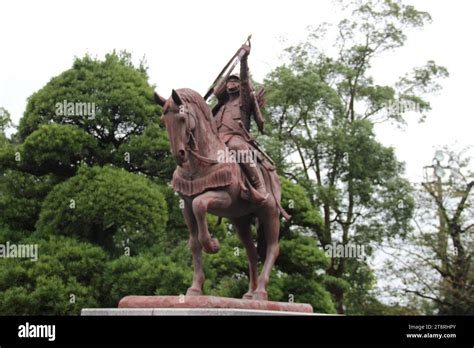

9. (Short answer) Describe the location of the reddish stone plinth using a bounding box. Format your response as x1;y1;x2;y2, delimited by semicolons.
118;295;313;313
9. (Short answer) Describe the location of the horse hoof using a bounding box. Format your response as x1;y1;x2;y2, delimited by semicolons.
252;291;268;301
186;287;202;296
201;237;220;254
242;292;254;300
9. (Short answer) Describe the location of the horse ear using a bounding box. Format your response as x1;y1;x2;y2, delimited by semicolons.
171;89;183;106
154;91;167;107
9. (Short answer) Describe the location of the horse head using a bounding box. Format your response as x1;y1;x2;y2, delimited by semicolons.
155;89;220;168
155;89;197;166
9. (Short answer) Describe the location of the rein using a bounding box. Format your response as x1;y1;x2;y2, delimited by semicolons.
180;104;219;165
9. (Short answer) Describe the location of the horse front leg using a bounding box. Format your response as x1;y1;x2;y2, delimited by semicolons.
182;199;204;296
253;211;280;301
192;190;231;254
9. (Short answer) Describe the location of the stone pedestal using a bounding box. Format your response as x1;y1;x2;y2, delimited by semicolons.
81;308;320;316
119;295;313;313
81;295;319;316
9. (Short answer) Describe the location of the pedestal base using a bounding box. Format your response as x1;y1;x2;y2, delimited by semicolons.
81;307;323;316
117;295;313;313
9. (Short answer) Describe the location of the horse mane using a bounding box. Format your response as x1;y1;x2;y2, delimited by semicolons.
176;88;219;136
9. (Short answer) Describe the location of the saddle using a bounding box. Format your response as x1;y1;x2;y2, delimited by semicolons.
171;162;234;197
171;150;271;201
171;150;290;221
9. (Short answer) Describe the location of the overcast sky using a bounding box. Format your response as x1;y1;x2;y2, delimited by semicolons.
1;0;473;183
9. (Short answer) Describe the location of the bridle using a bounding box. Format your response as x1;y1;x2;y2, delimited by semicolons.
176;103;218;165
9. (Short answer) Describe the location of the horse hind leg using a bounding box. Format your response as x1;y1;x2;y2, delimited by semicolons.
253;210;280;301
233;216;258;300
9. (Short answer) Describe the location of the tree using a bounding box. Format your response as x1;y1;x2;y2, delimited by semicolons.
382;148;473;315
0;236;108;315
117;122;174;181
0;51;183;316
0;170;60;231
279;176;324;237
19;51;159;147
0;107;12;134
0;51;174;232
101;251;192;307
36;165;168;255
11;51;172;178
263;0;447;313
12;124;99;177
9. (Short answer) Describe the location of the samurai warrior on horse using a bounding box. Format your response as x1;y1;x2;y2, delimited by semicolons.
154;36;289;301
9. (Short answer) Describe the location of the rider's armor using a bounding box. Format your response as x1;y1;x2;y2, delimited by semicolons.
212;54;268;203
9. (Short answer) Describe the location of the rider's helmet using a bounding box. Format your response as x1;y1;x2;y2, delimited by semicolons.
227;73;240;81
226;73;240;94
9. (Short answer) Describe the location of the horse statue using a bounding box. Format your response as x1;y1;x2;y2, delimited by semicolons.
154;88;289;301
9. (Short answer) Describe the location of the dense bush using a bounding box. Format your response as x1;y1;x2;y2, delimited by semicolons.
0;236;107;315
36;165;168;255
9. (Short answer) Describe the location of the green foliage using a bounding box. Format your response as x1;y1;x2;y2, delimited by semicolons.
0;107;12;133
275;235;336;312
19;51;160;145
347;296;420;315
324;274;351;295
17;124;99;177
343;260;378;314
200;232;337;312
0;51;185;316
117;122;174;180
158;186;189;247
277;235;329;276
0;170;60;231
261;0;448;313
36;165;168;255
0;224;29;243
27;275;96;316
210;276;249;298
280;176;323;232
284;274;336;313
102;252;192;307
204;234;248;283
0;236;107;315
3;51;174;184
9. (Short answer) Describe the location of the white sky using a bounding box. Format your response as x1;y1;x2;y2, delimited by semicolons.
1;0;473;182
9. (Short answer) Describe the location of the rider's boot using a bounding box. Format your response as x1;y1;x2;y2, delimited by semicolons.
242;161;269;204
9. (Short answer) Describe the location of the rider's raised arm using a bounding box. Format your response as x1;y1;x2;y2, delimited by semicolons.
239;45;252;125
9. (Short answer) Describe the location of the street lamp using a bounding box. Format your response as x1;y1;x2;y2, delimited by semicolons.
423;150;454;183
